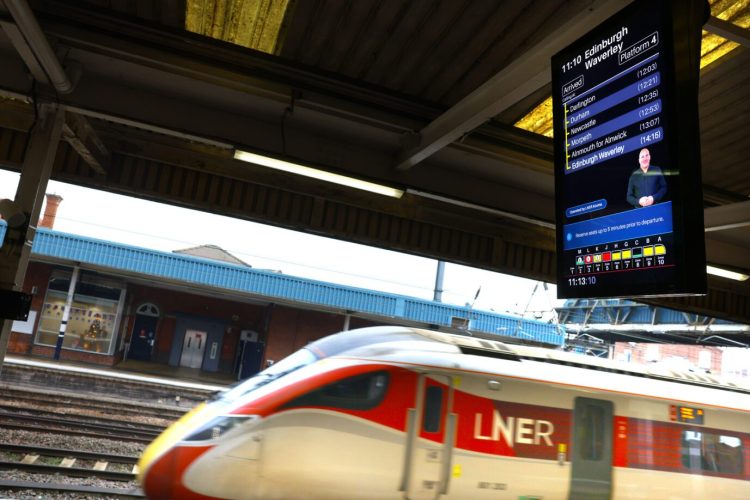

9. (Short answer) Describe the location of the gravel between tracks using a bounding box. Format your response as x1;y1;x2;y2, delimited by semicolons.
0;472;140;499
0;428;146;456
0;428;144;498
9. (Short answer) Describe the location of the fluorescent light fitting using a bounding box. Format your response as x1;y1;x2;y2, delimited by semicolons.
234;150;404;198
706;265;749;282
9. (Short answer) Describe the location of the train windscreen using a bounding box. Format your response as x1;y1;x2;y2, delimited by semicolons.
216;327;427;402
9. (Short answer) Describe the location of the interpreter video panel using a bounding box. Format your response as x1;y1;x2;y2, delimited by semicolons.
552;0;708;299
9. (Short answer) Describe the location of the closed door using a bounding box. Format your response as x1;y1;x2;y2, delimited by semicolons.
569;397;613;500
180;329;207;369
402;374;456;500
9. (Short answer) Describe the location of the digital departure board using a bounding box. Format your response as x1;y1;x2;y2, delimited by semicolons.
553;0;708;299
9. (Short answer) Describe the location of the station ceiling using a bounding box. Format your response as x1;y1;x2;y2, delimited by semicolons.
0;0;748;327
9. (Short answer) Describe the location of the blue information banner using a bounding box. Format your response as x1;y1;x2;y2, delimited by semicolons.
568;100;661;149
563;202;672;251
566;127;663;173
566;199;607;218
566;72;660;126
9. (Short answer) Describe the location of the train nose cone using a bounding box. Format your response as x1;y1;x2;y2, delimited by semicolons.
137;402;212;499
182;433;262;498
141;445;215;499
140;449;176;498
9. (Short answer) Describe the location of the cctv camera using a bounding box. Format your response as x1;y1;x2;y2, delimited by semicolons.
0;198;27;228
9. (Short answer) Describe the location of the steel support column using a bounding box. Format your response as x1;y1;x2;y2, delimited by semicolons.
0;103;64;373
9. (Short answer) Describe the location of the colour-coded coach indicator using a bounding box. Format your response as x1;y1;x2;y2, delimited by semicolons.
563;53;662;173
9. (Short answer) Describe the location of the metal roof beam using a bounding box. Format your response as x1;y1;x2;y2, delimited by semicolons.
61;112;110;175
393;0;631;171
704;16;750;48
704;199;750;232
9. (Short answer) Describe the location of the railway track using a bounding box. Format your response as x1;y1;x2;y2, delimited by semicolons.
0;480;145;498
0;403;166;433
0;412;160;443
0;443;145;497
1;362;219;406
0;407;164;443
0;385;188;420
0;359;219;497
0;443;138;480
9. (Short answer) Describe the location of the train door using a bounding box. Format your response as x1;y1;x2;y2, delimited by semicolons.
180;329;207;369
401;374;457;500
569;397;614;500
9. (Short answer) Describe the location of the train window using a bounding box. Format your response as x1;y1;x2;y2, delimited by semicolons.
283;371;389;411
681;431;744;475
579;405;604;460
422;386;443;433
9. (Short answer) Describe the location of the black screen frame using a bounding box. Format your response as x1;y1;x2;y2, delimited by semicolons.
552;0;708;299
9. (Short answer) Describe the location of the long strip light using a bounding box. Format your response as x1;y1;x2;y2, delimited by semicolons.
706;265;749;281
234;150;404;199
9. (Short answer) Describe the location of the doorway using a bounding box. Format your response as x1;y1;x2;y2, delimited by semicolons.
127;303;159;362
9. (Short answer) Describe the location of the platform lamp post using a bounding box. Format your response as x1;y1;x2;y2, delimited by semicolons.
433;261;445;302
53;266;80;360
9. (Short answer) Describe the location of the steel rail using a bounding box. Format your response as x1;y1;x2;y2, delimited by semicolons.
0;442;138;463
0;387;186;419
0;409;163;437
0;460;135;481
0;404;167;432
0;421;155;444
0;480;144;498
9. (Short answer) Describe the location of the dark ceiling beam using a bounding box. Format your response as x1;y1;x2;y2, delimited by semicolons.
0;50;557;223
1;0;73;93
704;200;750;232
61;112;109;175
393;0;632;171
704;16;750;48
704;236;750;277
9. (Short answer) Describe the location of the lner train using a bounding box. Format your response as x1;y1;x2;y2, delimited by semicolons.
138;326;750;499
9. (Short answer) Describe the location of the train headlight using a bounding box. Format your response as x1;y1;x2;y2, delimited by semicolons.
184;415;259;442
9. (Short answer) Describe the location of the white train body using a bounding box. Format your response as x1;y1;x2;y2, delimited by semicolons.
138;326;750;499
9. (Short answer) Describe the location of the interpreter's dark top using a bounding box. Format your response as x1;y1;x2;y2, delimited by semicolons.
626;165;667;208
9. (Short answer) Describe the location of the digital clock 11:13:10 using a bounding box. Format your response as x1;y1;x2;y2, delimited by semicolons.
568;276;597;287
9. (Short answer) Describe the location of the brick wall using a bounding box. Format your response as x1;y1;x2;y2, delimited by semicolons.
30;344;117;366
264;306;378;365
613;342;724;373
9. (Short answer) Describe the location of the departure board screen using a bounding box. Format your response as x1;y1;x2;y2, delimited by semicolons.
670;405;705;424
553;0;708;299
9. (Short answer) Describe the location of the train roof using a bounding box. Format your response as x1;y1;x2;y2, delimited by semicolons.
319;326;750;395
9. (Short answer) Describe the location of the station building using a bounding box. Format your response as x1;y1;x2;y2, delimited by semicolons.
1;196;563;381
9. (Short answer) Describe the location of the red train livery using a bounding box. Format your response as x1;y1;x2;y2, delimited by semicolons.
138;326;750;499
